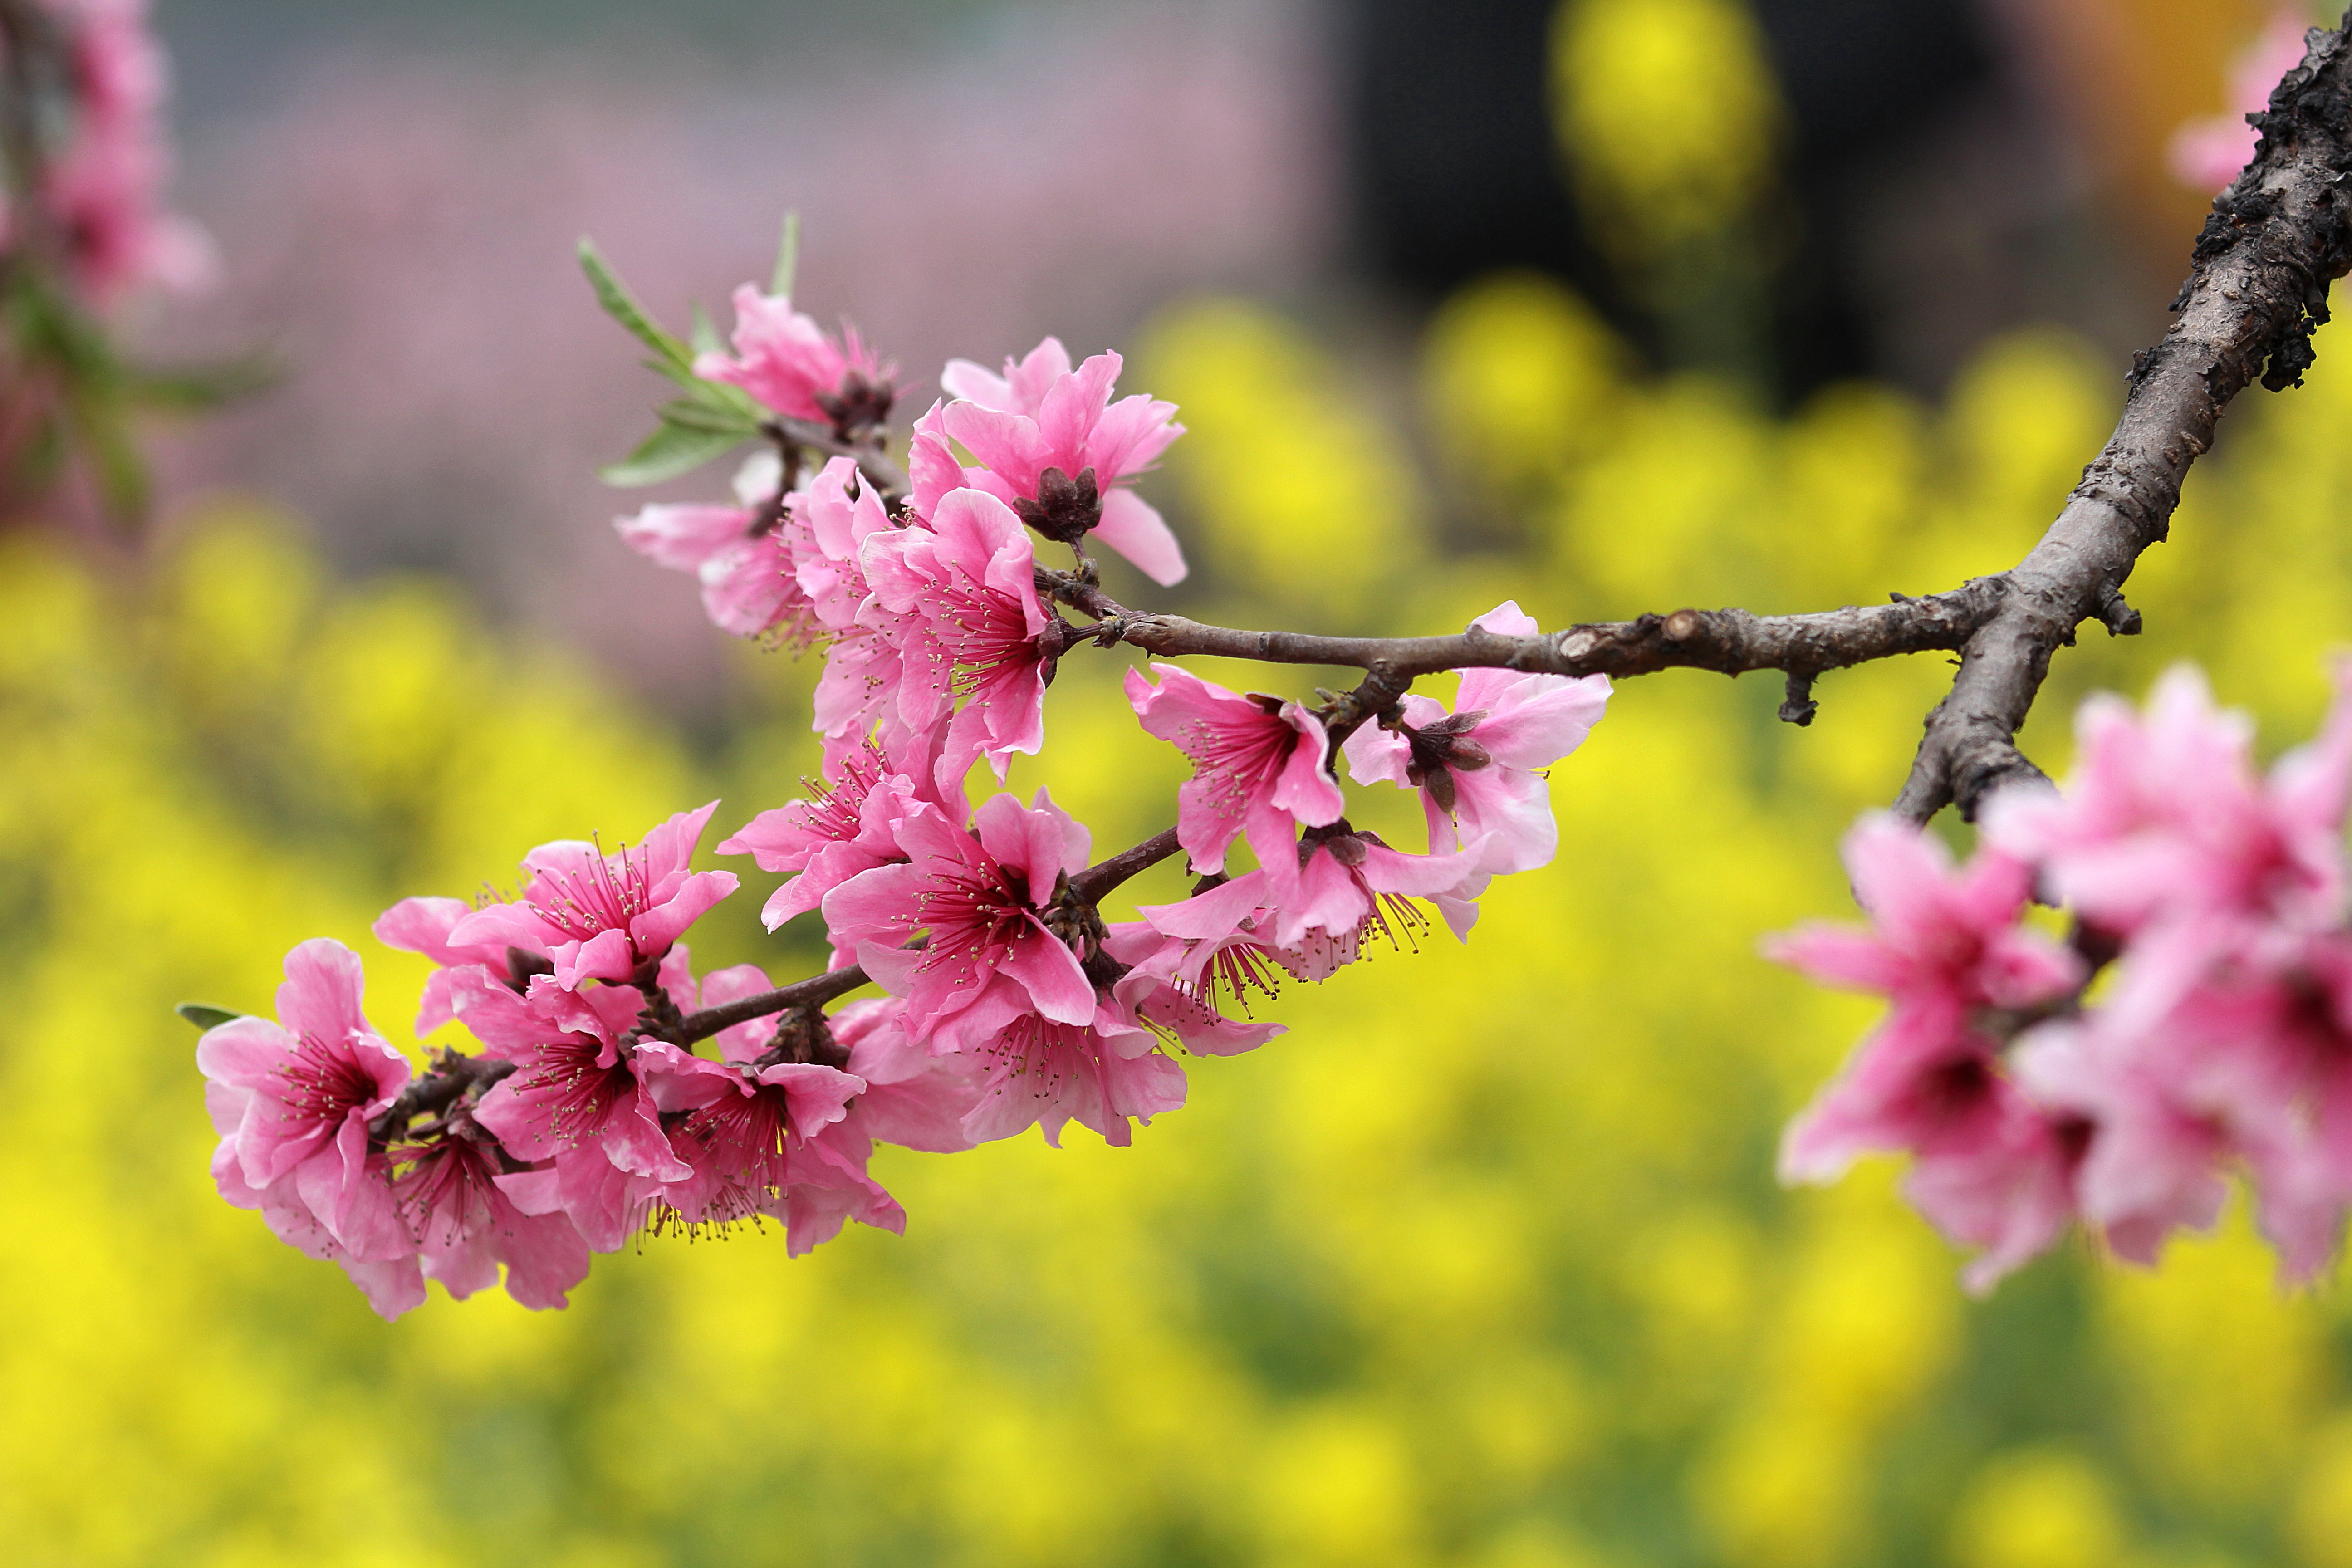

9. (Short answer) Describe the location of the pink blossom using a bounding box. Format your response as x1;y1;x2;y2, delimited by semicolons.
692;283;891;426
1902;1094;2088;1295
1772;815;2092;1288
823;789;1096;1053
35;0;210;305
637;1044;900;1254
1343;603;1611;878
791;455;898;632
2011;937;2352;1282
457;971;686;1252
861;486;1054;792
825;997;988;1153
1771;813;2080;1176
1259;821;1493;949
2168;10;2313;192
196;939;414;1261
1774;1009;2085;1292
791;457;918;764
372;894;546;1035
1126;662;1343;878
1984;663;2352;1024
1769;814;2082;1030
962;1004;1188;1147
1104;872;1312;1056
615;451;819;642
911;336;1188;586
387;1117;593;1310
717;735;948;934
449;803;739;989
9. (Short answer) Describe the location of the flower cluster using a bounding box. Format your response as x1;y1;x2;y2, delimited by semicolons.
10;0;209;306
200;272;1615;1316
1777;664;2352;1290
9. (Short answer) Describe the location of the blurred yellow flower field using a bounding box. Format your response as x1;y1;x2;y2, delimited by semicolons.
5;278;2352;1566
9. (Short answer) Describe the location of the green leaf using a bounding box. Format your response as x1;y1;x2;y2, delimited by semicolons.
124;351;280;412
771;210;801;299
67;383;150;532
657;397;759;436
578;237;695;383
176;1003;242;1030
689;302;723;358
598;418;746;487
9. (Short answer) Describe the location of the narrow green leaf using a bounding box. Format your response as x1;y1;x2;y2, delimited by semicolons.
176;1003;242;1030
598;418;745;487
578;237;694;382
657;397;759;436
682;377;762;422
770;210;801;299
125;351;280;412
689;301;723;358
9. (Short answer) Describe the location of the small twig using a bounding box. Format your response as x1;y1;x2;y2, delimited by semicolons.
1067;826;1185;903
763;416;908;503
674;964;874;1045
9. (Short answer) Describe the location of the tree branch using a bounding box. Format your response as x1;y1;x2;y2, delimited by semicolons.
672;963;874;1045
763;416;909;503
1067;825;1184;904
1041;565;2005;686
1894;18;2352;821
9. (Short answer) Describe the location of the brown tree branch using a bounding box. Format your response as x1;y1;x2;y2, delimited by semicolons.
1041;565;2006;687
1894;18;2352;821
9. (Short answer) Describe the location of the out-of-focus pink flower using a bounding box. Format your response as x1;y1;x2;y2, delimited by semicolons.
615;451;819;642
388;1118;593;1310
718;735;948;934
825;789;1097;1052
826;997;990;1153
37;0;211;305
196;939;414;1259
1902;1093;2088;1296
1773;814;2080;1171
1343;603;1610;880
962;1004;1187;1147
1984;662;2352;1024
2010;1014;2230;1269
372;893;545;1035
637;1044;899;1254
450;803;739;989
862;486;1054;792
692;283;890;426
1771;813;2083;1030
911;336;1188;586
1126;662;1342;878
1260;821;1492;949
2168;10;2313;192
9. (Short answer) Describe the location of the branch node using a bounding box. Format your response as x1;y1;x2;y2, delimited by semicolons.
2095;584;2144;637
1778;671;1819;727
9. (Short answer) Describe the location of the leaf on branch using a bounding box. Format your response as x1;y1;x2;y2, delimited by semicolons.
655;396;759;436
598;417;747;487
175;1003;242;1029
689;301;723;358
578;237;696;384
123;351;280;412
771;210;800;299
